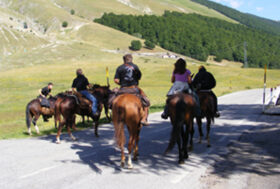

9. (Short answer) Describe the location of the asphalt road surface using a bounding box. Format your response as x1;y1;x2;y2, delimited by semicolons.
1;89;279;189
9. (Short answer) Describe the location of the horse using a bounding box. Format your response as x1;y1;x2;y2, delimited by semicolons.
112;94;145;169
55;85;111;143
164;93;196;164
25;96;57;135
55;95;79;144
195;91;215;147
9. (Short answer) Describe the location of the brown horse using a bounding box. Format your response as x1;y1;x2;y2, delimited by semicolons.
55;85;111;143
196;91;215;147
25;96;57;135
55;95;79;143
112;94;145;169
164;93;196;164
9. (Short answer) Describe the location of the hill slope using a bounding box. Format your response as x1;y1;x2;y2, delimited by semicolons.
191;0;280;35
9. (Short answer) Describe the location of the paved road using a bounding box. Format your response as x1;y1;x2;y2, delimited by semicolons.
0;89;279;189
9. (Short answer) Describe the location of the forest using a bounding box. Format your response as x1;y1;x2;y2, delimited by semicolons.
191;0;280;35
95;11;280;68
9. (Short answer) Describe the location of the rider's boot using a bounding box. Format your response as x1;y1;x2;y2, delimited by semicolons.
161;105;169;120
141;107;149;126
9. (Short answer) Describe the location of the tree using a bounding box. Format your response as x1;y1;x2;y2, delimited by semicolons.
70;9;75;15
130;40;142;51
144;40;155;49
62;21;68;28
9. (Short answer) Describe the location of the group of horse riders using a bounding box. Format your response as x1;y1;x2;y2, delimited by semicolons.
37;54;219;126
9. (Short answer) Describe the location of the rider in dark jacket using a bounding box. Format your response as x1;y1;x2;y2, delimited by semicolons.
38;82;53;121
114;54;150;126
192;66;220;117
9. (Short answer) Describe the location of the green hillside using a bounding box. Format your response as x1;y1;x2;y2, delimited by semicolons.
191;0;280;35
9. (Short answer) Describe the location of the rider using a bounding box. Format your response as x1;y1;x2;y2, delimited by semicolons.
161;58;195;119
72;68;99;117
38;82;53;122
114;54;150;126
192;66;220;117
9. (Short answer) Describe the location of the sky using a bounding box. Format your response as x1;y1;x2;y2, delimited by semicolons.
210;0;280;21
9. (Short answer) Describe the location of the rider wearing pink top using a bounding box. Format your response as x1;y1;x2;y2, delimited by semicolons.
173;69;191;83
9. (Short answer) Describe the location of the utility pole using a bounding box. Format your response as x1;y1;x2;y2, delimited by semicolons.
244;41;248;68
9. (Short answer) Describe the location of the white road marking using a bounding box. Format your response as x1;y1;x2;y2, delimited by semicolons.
19;165;61;179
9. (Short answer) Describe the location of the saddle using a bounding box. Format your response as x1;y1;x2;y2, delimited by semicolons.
38;96;50;108
108;87;150;108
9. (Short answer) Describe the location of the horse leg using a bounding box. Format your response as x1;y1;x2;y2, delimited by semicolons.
188;119;194;151
32;114;40;134
67;116;77;141
82;115;85;126
94;120;99;137
56;118;65;144
206;117;211;147
182;124;188;159
196;117;203;143
127;135;135;169
177;131;184;164
72;115;77;131
133;127;141;161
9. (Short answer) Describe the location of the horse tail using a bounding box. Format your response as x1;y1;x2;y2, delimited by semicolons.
26;103;32;130
113;106;126;148
165;99;186;154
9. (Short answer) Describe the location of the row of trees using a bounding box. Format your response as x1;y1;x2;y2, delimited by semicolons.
95;11;280;68
191;0;280;35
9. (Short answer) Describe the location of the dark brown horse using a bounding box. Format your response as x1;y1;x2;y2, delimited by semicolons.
196;91;215;147
164;93;196;164
55;85;111;143
25;96;57;135
112;94;145;169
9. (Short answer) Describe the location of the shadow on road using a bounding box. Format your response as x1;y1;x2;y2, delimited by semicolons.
39;103;280;177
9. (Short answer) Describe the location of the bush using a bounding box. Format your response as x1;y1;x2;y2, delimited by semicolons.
130;40;142;51
62;21;68;28
23;22;28;29
70;9;75;15
144;40;155;49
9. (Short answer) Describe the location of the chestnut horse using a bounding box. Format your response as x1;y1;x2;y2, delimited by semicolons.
164;93;196;164
112;94;145;169
196;91;215;147
25;96;57;135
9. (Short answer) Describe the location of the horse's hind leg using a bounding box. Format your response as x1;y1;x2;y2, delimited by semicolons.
133;128;141;161
127;135;135;169
182;124;188;159
56;119;65;144
206;117;211;147
68;117;77;141
188;119;194;151
32;114;40;134
196;117;203;143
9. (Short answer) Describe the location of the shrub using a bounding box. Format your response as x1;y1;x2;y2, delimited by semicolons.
23;22;28;29
130;40;142;51
70;9;75;15
62;21;68;28
144;40;155;49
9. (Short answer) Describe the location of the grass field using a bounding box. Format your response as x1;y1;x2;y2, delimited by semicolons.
0;55;279;139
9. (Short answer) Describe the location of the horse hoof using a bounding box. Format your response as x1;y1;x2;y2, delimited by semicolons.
127;164;134;169
184;154;189;159
56;141;61;144
133;157;138;161
121;162;125;168
188;146;193;151
207;144;211;148
95;134;99;138
178;160;184;164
